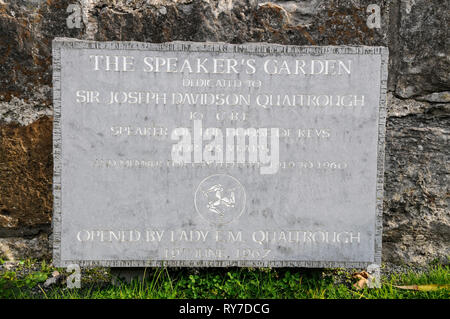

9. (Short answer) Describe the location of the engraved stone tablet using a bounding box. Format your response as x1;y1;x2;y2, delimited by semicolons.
52;39;388;268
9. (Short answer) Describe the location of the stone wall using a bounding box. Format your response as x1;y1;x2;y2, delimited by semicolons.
0;0;448;266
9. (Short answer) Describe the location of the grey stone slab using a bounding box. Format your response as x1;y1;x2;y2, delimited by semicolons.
52;39;388;268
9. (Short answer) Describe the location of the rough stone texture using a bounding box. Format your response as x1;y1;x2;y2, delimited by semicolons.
0;116;52;235
393;0;449;99
0;233;51;261
0;0;448;265
0;92;52;126
384;94;449;265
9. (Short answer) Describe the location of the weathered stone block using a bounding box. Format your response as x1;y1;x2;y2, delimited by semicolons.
0;117;52;237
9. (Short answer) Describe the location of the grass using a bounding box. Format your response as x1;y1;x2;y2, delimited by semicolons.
0;259;448;299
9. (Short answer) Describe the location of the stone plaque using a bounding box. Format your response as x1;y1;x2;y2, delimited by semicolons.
52;38;388;268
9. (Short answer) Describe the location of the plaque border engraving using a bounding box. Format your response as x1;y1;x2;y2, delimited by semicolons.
52;38;388;268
